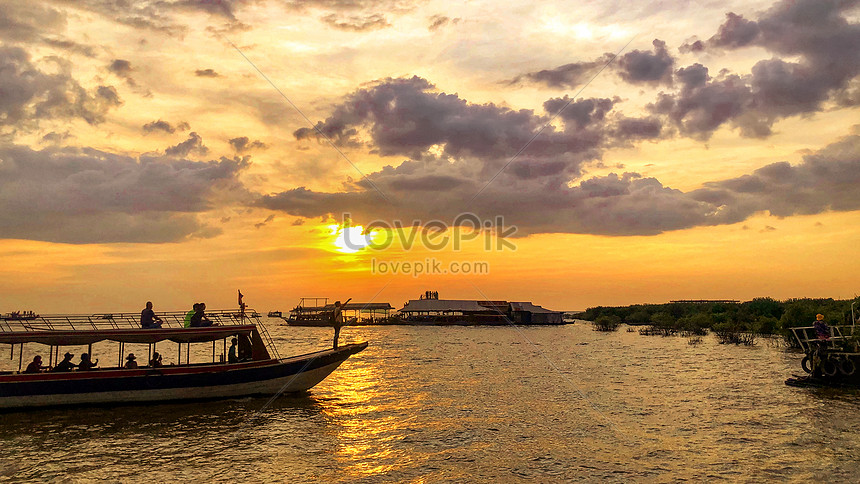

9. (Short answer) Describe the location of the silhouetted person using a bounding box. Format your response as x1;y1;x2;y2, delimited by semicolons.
190;303;213;327
149;352;163;367
125;353;138;369
332;301;345;349
78;353;99;371
228;338;239;363
141;301;163;328
52;352;77;372
25;355;48;373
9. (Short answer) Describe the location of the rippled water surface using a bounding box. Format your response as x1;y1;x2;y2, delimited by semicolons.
2;322;860;482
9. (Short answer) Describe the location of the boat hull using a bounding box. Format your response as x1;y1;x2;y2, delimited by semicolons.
0;342;367;410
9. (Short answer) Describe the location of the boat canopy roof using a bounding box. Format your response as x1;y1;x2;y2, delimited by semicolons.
0;325;259;346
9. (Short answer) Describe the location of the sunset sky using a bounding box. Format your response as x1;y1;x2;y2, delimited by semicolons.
1;0;858;314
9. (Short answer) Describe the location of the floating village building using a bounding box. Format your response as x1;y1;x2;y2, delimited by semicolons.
399;292;563;325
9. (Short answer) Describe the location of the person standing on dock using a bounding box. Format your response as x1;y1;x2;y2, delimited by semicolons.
813;313;831;340
141;301;163;328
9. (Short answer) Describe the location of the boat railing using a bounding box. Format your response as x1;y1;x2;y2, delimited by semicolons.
790;325;859;354
0;309;263;333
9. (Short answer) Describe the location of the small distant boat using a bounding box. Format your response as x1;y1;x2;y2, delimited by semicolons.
0;310;366;410
267;311;282;318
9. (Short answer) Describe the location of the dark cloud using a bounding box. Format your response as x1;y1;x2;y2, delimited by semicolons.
260;131;860;236
143;119;190;134
195;68;222;77
51;0;257;35
320;13;389;31
229;136;267;153
510;39;674;89
659;0;860;139
616;39;674;86
254;214;276;229
0;143;250;243
650;64;754;139
0;46;122;128
507;56;611;89
294;76;616;165
708;12;760;48
165;132;209;157
0;0;66;42
690;133;860;220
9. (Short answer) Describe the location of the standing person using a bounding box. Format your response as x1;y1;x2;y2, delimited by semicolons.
813;313;831;340
140;301;163;328
52;352;77;372
331;298;351;349
78;353;99;371
25;355;49;373
184;303;198;328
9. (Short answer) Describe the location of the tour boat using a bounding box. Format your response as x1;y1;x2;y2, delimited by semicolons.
0;310;366;410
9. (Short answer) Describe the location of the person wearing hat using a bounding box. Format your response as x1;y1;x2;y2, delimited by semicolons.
813;313;831;340
125;353;139;369
52;352;77;372
25;355;49;373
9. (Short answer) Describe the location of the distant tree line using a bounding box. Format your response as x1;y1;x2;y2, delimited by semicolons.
577;297;859;339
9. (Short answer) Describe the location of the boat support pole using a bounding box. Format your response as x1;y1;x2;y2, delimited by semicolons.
48;346;53;367
9;343;12;360
17;344;23;372
212;341;215;362
178;343;181;366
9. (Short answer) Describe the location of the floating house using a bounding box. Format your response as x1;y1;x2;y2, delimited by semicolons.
399;293;563;325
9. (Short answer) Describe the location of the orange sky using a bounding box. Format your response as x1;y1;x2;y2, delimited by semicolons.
1;0;859;314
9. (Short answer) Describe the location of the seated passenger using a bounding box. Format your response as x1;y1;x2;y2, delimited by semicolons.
184;303;198;328
190;303;213;327
52;352;77;372
125;353;138;369
149;352;163;367
228;338;239;363
25;355;48;373
78;353;99;371
140;301;163;328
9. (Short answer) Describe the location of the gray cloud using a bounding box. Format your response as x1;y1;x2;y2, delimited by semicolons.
165;132;209;157
0;46;122;128
507;56;611;89
0;143;251;243
260;130;860;236
143;119;190;134
229;136;268;153
660;0;860;139
616;39;674;85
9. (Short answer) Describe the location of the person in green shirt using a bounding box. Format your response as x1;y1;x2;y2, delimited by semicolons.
184;303;199;328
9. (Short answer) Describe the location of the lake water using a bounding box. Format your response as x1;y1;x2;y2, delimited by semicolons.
2;322;859;482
